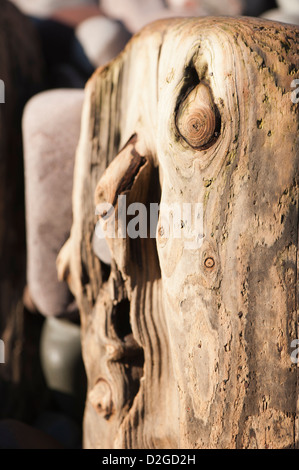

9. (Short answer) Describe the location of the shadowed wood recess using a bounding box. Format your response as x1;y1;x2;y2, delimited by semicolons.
58;17;299;449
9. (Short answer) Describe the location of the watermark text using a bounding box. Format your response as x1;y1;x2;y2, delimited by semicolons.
0;340;4;364
291;79;299;104
291;339;299;364
0;80;5;104
95;196;204;249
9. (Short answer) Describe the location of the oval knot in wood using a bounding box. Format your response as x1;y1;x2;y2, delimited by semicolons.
88;378;114;419
176;83;216;149
204;257;215;268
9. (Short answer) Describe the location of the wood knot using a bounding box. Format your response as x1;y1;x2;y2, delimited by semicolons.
176;83;218;149
88;378;114;419
157;223;168;247
204;257;215;269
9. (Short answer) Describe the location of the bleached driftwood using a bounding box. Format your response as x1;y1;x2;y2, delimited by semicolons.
58;17;299;449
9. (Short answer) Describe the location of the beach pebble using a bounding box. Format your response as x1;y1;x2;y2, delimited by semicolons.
75;15;131;68
23;89;84;317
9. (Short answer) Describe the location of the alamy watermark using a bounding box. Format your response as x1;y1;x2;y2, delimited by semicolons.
291;339;299;364
291;79;299;104
0;340;4;364
0;79;5;104
95;195;204;250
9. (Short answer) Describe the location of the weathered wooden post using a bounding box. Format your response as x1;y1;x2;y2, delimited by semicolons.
59;17;299;448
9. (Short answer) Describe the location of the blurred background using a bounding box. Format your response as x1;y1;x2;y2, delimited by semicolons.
0;0;298;449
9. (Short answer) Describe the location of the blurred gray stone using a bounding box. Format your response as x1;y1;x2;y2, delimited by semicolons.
277;0;299;15
75;15;131;68
23;89;84;317
40;317;86;420
262;8;299;24
100;0;243;33
9;0;97;18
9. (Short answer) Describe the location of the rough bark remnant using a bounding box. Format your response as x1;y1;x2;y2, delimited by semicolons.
59;17;299;448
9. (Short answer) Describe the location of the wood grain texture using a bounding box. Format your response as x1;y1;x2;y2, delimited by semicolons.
58;17;299;448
